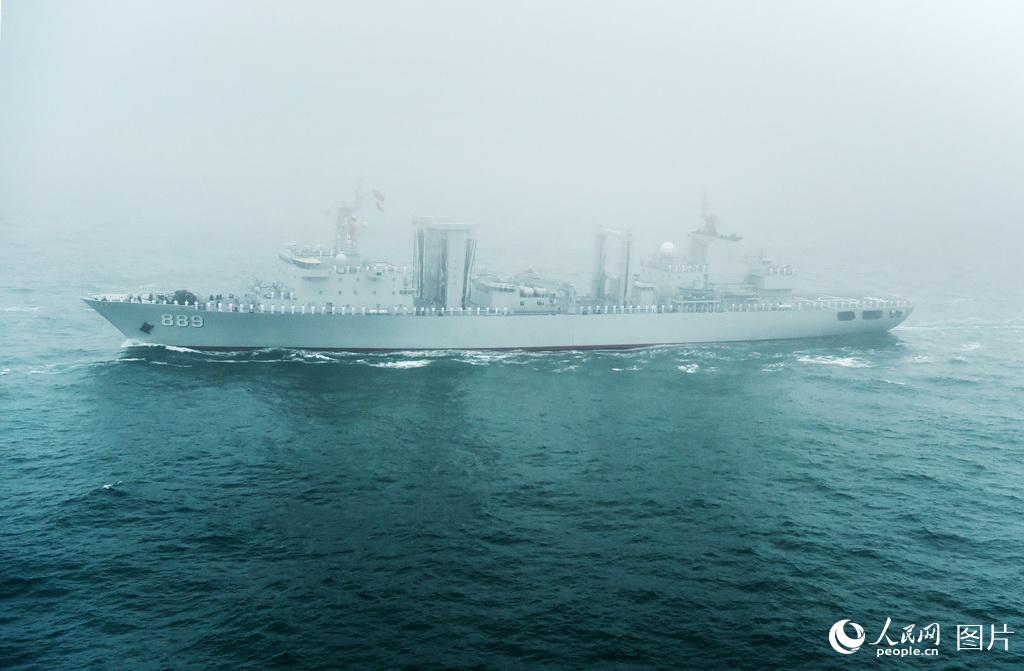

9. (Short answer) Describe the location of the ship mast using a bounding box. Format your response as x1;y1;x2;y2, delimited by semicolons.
333;183;368;256
700;191;718;235
334;206;358;255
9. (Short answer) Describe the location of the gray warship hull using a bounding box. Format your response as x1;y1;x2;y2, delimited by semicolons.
84;297;913;351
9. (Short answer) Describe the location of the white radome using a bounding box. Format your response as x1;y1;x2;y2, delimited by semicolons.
658;241;676;258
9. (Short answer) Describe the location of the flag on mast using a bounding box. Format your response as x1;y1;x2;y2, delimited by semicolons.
372;189;385;212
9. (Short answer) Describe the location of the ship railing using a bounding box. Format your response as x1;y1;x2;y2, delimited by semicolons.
114;296;913;314
334;265;412;275
662;264;708;274
764;266;796;276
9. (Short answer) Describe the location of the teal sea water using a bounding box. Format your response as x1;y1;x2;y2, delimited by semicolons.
1;222;1022;669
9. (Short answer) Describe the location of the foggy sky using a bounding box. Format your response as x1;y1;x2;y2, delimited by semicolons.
1;0;1021;269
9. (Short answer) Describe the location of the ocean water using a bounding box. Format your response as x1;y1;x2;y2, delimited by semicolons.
1;222;1023;670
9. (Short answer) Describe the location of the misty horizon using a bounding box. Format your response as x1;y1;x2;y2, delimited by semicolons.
2;1;1021;283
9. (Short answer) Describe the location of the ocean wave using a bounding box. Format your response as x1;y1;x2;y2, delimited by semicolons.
0;306;41;312
677;363;700;374
796;355;872;368
162;345;205;354
288;351;337;362
364;360;431;369
121;340;207;354
454;351;539;366
98;343;800;370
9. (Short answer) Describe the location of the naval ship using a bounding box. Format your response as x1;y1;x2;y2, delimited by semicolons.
84;203;913;351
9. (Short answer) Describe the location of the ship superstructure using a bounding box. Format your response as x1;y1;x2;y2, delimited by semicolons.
85;201;913;350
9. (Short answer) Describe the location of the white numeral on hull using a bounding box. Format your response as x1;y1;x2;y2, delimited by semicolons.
161;314;204;328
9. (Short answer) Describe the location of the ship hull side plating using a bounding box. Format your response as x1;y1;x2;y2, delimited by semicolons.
84;299;913;351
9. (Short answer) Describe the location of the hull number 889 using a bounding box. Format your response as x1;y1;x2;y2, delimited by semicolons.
161;314;204;328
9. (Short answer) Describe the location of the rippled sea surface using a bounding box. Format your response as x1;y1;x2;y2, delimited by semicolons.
2;224;1022;670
